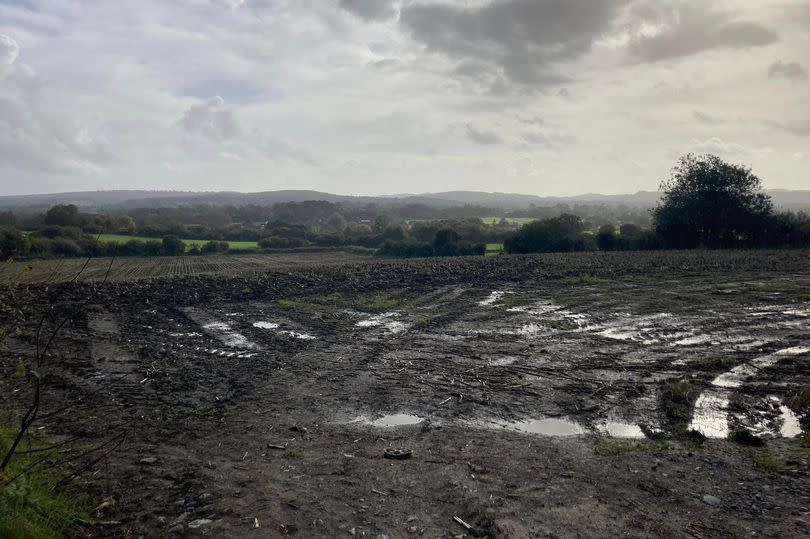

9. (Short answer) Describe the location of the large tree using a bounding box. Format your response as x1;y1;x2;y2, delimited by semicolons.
652;154;774;248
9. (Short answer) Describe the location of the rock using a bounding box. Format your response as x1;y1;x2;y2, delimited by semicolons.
199;493;213;503
188;519;213;529
167;524;184;534
157;516;167;525
703;494;721;507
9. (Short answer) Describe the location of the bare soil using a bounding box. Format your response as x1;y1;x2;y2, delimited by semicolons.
2;251;810;538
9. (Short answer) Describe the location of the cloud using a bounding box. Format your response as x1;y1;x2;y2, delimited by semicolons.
628;1;778;62
768;60;808;82
400;0;622;89
339;0;399;22
179;96;241;139
693;110;722;124
465;124;502;145
689;137;746;155
0;34;20;74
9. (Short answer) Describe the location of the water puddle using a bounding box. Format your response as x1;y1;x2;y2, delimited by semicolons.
476;417;586;436
253;321;279;330
252;321;315;340
690;347;809;438
202;321;255;348
597;421;646;438
486;356;519;367
355;312;408;334
779;405;802;437
479;290;510;307
353;414;425;428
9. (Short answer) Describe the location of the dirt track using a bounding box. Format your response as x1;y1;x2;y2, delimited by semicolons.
2;251;810;538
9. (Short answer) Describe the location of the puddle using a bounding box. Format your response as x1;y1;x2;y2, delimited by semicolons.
355;312;408;334
476;417;586;436
690;347;809;438
353;414;425;428
202;321;255;348
779;405;802;437
479;290;509;306
280;331;316;340
253;321;279;330
487;356;519;367
690;391;730;438
597;421;646;438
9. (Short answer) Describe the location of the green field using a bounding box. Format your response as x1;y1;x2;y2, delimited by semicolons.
485;243;505;256
95;234;259;251
481;217;536;225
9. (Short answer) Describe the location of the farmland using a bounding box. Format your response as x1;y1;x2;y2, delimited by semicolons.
94;234;260;251
2;250;810;538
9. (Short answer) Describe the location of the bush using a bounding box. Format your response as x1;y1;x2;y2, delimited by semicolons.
505;214;592;253
201;240;229;254
50;238;82;257
259;236;308;249
161;235;185;256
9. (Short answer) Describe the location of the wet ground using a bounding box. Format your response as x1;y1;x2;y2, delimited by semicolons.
2;251;810;538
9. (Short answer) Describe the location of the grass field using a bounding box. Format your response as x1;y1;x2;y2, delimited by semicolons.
480;217;536;225
485;243;505;256
95;234;259;251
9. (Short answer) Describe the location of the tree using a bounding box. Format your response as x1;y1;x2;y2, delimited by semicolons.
0;227;30;258
652;154;774;248
596;224;616;251
504;214;589;253
44;204;81;227
161;235;185;256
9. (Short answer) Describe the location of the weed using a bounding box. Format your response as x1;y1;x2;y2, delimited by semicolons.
752;452;786;473
0;427;88;539
661;378;699;428
594;438;672;456
789;385;810;430
728;429;765;447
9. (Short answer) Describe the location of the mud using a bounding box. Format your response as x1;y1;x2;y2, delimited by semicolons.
2;250;810;538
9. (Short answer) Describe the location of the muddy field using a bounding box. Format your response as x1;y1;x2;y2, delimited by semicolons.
2;251;810;538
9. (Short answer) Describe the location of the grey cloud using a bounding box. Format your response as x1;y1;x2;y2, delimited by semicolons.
465;124;502;145
629;2;778;62
400;0;622;90
180;96;241;139
768;61;808;82
0;34;20;73
339;0;398;22
693;111;722;124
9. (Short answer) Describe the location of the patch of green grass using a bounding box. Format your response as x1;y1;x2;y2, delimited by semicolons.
752;451;787;473
661;378;700;436
94;234;259;251
700;355;739;370
283;448;304;459
594;438;672;456
0;427;89;539
485;243;504;257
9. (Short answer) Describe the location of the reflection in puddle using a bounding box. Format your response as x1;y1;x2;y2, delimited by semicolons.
477;417;586;436
356;312;408;334
779;405;802;437
597;421;645;438
479;290;509;306
281;331;316;340
202;321;255;348
690;347;809;438
354;414;425;428
253;321;279;330
690;391;730;438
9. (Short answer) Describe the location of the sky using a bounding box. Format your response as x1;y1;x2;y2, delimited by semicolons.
0;0;808;197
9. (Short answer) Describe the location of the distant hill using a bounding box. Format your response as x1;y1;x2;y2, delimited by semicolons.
1;189;809;211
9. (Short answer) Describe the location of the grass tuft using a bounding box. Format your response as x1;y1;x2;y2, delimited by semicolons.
0;427;88;539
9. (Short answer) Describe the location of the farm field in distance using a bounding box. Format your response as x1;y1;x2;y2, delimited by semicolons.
480;216;537;225
94;233;260;251
2;250;809;538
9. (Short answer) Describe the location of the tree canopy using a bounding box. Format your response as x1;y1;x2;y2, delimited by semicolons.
652;154;774;248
